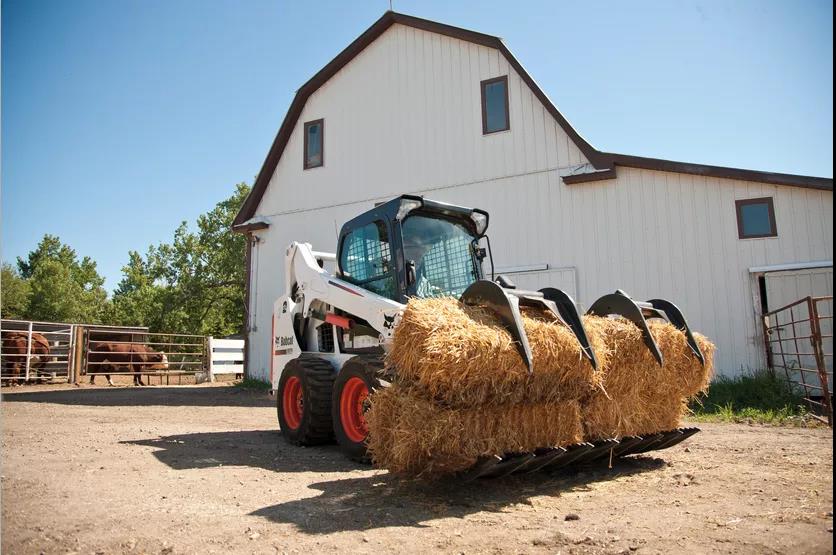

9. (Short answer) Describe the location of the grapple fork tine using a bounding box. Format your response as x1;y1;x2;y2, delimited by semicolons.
587;290;664;366
539;287;599;370
648;299;705;366
460;280;534;373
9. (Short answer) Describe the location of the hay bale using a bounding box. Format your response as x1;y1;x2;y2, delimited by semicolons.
366;384;584;477
580;317;715;439
387;297;606;407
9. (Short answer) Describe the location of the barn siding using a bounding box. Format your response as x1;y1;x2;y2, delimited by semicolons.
245;24;834;383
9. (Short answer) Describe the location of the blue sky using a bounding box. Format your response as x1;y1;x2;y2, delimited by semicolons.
2;0;832;292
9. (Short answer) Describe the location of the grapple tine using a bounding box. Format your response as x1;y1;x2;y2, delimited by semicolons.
460;455;502;481
628;432;667;454
575;438;620;465
648;299;705;366
460;280;534;373
654;427;700;451
611;436;646;457
478;453;536;479
523;447;568;473
587;290;664;366
544;442;595;472
539;288;599;370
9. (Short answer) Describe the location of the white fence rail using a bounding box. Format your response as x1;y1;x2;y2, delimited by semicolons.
208;337;244;379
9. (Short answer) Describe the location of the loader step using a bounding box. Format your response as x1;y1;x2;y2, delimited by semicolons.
460;427;700;480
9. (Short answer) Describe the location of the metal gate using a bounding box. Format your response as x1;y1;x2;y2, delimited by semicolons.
83;327;207;384
762;296;833;425
1;319;77;383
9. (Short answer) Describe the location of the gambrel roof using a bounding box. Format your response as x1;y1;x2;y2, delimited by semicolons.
234;11;832;228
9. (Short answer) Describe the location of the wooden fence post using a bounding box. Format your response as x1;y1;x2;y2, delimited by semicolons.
207;337;215;382
72;326;85;384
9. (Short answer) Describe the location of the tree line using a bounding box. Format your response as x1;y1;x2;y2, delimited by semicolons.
1;183;251;338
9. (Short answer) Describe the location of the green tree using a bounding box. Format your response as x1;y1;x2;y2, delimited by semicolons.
109;182;250;336
1;263;31;319
16;235;108;323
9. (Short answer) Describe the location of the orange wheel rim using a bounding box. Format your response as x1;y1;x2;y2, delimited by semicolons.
283;376;303;429
340;377;370;443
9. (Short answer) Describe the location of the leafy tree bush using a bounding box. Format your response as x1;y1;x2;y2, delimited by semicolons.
1;263;31;319
4;235;108;323
107;182;250;336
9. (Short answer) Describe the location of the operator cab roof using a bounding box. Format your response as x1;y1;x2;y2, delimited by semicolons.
341;195;489;238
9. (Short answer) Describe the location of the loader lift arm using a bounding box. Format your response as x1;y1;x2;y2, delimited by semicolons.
284;241;404;336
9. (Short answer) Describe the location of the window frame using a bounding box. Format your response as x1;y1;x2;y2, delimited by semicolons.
735;197;778;239
337;219;396;299
303;118;324;169
480;75;510;135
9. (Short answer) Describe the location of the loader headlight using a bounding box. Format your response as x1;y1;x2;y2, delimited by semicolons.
470;210;489;236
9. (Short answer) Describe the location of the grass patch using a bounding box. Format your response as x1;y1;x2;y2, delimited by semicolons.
234;378;272;391
688;369;823;426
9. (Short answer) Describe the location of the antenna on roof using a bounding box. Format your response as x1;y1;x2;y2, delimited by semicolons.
388;0;393;11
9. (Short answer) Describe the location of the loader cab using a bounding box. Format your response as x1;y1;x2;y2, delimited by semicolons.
337;195;490;304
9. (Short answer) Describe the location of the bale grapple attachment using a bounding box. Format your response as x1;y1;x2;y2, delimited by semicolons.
456;283;705;479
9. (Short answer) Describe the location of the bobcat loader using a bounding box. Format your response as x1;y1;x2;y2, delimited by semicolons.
269;195;705;477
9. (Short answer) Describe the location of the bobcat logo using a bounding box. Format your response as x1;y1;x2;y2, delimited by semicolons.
275;336;294;348
274;336;294;355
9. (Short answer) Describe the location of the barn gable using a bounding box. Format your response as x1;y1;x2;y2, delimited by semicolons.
233;11;831;229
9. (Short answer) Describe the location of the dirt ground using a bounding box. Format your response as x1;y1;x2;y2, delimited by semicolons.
1;384;832;554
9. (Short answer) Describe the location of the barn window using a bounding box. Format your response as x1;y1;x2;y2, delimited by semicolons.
481;76;509;134
304;119;324;169
736;197;777;239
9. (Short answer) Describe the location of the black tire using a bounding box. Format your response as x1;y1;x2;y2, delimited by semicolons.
332;356;385;462
276;357;336;446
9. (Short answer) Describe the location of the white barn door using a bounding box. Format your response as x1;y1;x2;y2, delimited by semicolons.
764;267;833;311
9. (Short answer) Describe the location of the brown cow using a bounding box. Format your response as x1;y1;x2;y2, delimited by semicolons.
1;331;51;385
88;342;168;386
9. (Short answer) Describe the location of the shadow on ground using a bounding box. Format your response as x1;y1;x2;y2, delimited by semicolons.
123;430;358;473
123;426;667;533
0;385;273;408
249;456;667;534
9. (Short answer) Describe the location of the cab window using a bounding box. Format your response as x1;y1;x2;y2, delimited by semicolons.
401;215;479;298
339;221;396;299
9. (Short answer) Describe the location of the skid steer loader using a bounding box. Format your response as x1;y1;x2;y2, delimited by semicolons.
270;195;705;477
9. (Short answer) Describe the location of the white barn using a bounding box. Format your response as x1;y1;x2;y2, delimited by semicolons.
233;12;833;383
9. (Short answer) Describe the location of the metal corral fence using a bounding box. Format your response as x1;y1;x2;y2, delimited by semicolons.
1;320;221;385
763;295;833;425
83;327;207;385
1;320;78;383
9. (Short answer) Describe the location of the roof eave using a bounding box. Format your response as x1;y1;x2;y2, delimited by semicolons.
603;152;833;191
